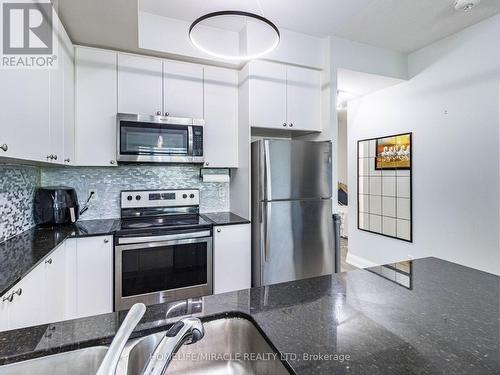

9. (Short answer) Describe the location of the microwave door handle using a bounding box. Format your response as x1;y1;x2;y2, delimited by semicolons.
188;126;194;156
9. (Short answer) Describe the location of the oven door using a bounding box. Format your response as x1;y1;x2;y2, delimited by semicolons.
117;118;193;163
114;235;212;311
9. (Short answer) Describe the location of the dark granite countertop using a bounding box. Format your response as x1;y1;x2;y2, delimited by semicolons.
201;211;250;226
0;257;498;374
0;219;120;298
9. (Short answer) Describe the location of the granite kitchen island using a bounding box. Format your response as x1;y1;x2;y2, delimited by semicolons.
0;257;498;374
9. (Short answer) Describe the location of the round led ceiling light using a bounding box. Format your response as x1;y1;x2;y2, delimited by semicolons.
189;11;280;61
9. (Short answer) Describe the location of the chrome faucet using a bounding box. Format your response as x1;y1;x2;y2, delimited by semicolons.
96;303;146;375
141;317;205;375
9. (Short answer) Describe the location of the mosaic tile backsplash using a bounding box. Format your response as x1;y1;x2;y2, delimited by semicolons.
0;165;40;242
41;165;230;220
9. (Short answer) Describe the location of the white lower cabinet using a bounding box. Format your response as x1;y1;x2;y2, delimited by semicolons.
43;242;68;324
5;263;45;331
0;235;113;332
213;224;251;294
74;235;113;318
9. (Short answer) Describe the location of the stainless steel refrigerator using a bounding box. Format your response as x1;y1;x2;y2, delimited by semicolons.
251;139;334;287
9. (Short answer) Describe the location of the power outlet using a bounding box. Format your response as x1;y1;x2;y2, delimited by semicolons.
87;190;98;201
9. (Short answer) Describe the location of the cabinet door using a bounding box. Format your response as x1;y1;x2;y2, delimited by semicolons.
44;243;67;324
213;224;251;294
0;69;50;162
8;263;46;331
286;66;321;132
64;238;78;319
75;236;113;318
75;47;117;166
0;290;9;332
203;66;238;168
49;34;65;164
62;34;75;165
248;61;286;129
163;60;204;118
118;54;163;115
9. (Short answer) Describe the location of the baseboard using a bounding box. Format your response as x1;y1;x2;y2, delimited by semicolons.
346;253;379;269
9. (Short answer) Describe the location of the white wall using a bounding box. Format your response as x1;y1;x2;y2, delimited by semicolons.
337;110;348;187
347;14;500;275
297;36;407;213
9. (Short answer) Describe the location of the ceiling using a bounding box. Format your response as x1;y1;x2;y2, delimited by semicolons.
57;0;500;54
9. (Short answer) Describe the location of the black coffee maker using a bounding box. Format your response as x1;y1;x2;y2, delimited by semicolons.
34;187;80;225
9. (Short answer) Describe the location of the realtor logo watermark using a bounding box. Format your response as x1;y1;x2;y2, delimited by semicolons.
1;0;58;68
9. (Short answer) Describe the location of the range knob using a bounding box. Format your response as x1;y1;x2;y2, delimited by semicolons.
136;195;141;201
182;194;188;199
190;194;195;199
127;195;133;201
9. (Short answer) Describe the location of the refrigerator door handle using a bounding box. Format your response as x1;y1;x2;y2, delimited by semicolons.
263;140;272;201
262;202;271;262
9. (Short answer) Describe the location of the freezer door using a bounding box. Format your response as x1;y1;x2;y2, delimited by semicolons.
260;199;334;286
263;139;332;201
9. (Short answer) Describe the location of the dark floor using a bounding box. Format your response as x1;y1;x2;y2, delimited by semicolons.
340;237;358;272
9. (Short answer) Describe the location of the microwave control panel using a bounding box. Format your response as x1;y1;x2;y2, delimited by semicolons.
193;126;203;156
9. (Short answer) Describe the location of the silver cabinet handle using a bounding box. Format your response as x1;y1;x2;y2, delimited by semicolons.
205;162;210;166
216;228;221;233
64;158;70;163
164;112;169;116
110;160;116;165
282;123;287;127
0;144;7;152
46;155;52;160
289;123;294;128
156;111;161;115
104;238;109;243
53;155;58;161
2;288;21;303
45;258;52;264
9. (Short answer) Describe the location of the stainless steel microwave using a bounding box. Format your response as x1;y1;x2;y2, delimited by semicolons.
117;113;204;163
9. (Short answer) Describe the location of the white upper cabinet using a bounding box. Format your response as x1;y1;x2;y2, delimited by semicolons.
118;54;163;115
0;68;50;162
203;66;238;168
164;60;204;118
75;47;118;166
246;60;321;132
286;66;321;131
248;61;287;129
0;12;73;165
62;33;75;165
49;54;65;164
49;16;74;165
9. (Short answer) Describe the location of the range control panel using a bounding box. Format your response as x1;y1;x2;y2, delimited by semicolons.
121;189;200;208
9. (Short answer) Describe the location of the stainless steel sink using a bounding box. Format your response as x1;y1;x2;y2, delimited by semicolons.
0;317;291;375
0;346;108;375
119;317;291;375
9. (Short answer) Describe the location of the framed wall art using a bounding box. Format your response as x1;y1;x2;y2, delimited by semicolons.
357;132;412;242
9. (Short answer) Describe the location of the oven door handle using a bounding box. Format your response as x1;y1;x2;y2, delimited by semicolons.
117;230;211;245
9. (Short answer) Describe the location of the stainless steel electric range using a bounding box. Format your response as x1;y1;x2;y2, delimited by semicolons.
114;189;213;311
